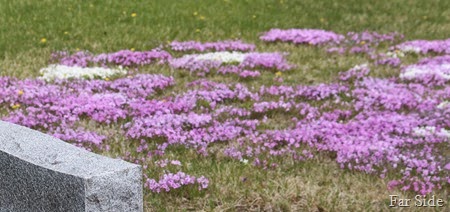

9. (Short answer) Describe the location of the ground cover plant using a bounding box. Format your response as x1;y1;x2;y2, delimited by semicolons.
1;0;450;211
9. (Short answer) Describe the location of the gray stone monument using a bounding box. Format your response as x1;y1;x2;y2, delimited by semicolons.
0;121;143;212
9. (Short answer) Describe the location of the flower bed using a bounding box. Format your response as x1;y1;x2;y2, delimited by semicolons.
2;28;450;196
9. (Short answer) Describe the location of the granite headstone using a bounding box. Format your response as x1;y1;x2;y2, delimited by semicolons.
0;121;143;212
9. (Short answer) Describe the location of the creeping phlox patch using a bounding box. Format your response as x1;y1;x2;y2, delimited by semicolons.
190;51;247;63
39;64;127;81
394;38;450;54
170;40;255;52
401;63;450;84
169;51;294;77
261;29;405;67
51;48;172;68
400;55;450;85
260;28;345;45
144;171;209;193
2;28;450;195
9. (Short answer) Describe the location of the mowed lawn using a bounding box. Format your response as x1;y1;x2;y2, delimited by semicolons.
1;0;450;211
1;0;449;78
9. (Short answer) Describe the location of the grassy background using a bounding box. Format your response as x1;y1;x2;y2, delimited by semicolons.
1;0;450;211
1;0;449;78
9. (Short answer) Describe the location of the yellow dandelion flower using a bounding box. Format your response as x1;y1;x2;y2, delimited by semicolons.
17;90;24;96
275;71;282;77
130;48;135;52
131;12;137;17
199;15;205;20
360;41;366;45
104;77;110;81
193;11;198;16
76;48;80;51
40;38;47;44
11;103;21;110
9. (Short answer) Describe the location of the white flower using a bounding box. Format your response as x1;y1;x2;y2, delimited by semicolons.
352;63;369;70
184;51;248;64
437;101;450;109
240;158;249;164
437;128;450;138
413;126;436;137
39;64;126;81
400;63;450;80
386;51;405;58
398;45;421;53
413;126;450;139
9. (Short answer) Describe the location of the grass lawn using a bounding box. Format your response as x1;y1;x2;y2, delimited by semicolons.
1;0;450;211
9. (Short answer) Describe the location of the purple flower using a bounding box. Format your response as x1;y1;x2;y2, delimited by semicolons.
260;29;345;45
170;40;255;52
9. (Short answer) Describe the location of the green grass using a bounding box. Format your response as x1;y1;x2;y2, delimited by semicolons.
1;0;450;78
1;0;450;211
